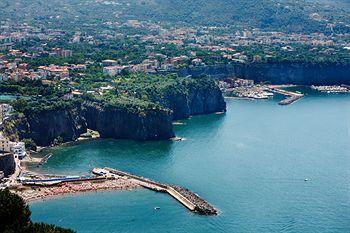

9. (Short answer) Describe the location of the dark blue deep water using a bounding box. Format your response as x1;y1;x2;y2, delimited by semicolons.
30;94;350;233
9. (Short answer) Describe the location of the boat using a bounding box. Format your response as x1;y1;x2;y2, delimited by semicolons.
154;207;160;210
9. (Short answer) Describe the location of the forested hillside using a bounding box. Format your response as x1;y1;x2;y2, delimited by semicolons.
0;0;349;33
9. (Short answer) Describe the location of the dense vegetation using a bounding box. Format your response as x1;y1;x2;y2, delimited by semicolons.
0;189;74;233
0;0;349;34
1;74;219;116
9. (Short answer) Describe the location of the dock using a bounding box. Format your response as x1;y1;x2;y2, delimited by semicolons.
37;153;53;167
102;168;218;215
268;86;304;105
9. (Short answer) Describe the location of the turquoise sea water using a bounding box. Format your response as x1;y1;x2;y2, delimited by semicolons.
30;93;350;233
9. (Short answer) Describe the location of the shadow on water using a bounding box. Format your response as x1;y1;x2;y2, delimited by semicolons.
31;112;227;177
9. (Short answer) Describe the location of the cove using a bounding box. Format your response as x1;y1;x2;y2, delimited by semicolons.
29;93;350;233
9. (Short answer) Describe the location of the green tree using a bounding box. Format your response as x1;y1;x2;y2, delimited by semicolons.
0;189;75;233
0;188;30;233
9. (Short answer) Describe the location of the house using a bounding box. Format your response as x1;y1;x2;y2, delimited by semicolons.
0;137;12;153
0;135;26;159
103;66;125;76
38;65;69;80
11;142;26;159
0;104;13;124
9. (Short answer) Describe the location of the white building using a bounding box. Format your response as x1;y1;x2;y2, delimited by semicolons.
0;104;13;124
0;136;12;152
0;134;26;159
103;66;125;76
11;142;26;159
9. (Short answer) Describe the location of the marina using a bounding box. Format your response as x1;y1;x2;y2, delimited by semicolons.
311;85;350;93
267;86;304;105
219;78;304;105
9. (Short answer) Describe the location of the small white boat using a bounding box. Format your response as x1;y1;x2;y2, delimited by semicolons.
304;178;309;182
154;207;160;210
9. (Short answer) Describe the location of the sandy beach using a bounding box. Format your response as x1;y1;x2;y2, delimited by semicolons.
13;178;140;202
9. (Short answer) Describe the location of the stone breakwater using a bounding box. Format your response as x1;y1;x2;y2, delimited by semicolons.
104;168;218;215
171;185;217;215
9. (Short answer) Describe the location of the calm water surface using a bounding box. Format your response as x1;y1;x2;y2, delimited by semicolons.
30;93;350;233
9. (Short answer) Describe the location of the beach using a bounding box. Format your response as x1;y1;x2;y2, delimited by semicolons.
14;178;140;202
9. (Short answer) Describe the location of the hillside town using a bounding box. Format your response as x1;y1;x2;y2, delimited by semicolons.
0;1;350;192
0;19;349;83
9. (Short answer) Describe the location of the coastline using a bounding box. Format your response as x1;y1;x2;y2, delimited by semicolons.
35;136;100;154
13;177;141;203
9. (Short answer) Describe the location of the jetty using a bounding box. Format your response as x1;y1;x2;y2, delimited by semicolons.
37;153;53;167
268;86;304;105
100;168;217;215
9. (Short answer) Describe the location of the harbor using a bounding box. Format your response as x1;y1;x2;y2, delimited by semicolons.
10;166;217;215
219;78;304;105
311;85;350;93
267;85;304;105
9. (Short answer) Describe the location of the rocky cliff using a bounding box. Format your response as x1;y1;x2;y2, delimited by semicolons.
83;102;175;141
0;153;15;177
2;105;87;147
25;107;87;146
4;76;226;146
152;78;226;120
178;62;350;85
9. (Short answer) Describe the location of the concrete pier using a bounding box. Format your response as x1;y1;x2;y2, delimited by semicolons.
268;86;304;105
103;168;217;215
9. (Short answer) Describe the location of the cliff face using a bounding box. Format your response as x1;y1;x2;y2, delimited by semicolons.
178;63;350;85
187;83;226;116
6;77;226;145
25;108;87;146
83;102;175;141
3;105;88;147
158;79;227;120
0;153;15;177
0;114;30;142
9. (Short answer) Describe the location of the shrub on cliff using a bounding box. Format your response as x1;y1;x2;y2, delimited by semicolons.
0;188;75;233
22;138;37;151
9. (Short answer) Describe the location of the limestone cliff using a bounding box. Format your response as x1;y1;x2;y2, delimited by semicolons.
2;105;87;147
0;153;15;177
24;107;87;146
4;77;226;146
82;102;175;141
177;62;350;85
152;78;226;120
